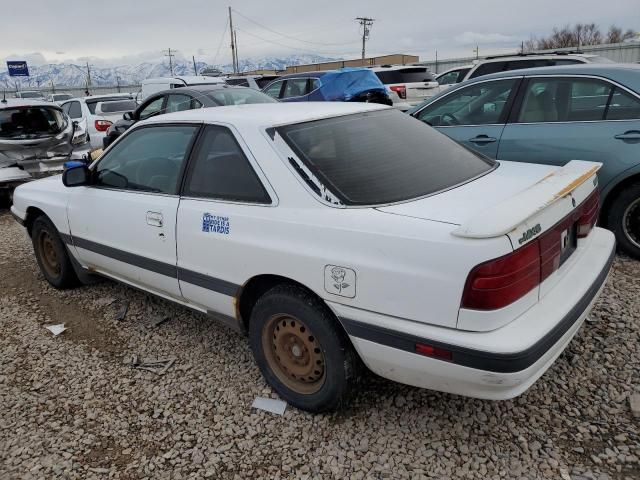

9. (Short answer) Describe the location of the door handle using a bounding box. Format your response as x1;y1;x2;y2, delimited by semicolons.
614;130;640;141
146;211;164;227
469;135;497;144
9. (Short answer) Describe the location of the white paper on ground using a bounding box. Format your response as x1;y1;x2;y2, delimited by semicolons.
45;324;66;336
251;397;287;415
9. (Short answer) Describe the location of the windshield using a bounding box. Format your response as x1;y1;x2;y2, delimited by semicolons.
53;94;72;101
0;106;67;139
278;109;495;206
98;100;137;113
207;88;277;106
18;92;43;98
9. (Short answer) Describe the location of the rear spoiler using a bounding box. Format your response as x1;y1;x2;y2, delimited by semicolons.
452;160;601;239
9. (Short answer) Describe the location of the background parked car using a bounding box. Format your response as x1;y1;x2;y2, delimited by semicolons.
46;93;73;104
140;75;226;100
225;74;280;90
61;94;137;149
410;63;640;258
262;68;392;105
435;52;613;89
103;84;277;148
370;65;440;110
14;91;45;100
0;99;90;202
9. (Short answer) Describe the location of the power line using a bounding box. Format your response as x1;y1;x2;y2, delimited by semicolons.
355;17;375;60
234;27;359;56
232;8;359;47
162;48;177;75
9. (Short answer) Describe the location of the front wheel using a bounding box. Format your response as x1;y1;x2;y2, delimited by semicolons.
32;215;79;289
607;183;640;259
249;285;359;412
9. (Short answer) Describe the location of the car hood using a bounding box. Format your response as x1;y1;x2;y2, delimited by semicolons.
375;160;558;226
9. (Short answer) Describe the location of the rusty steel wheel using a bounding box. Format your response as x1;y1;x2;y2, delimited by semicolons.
37;229;61;278
249;284;359;412
31;215;79;289
262;314;326;395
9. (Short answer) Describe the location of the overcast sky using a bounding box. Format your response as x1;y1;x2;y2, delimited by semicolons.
2;0;639;66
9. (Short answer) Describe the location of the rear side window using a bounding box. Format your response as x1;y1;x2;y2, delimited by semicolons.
518;77;614;122
606;88;640;120
183;125;270;203
166;94;193;113
282;79;309;98
469;62;508;78
68;101;82;119
278;110;494;206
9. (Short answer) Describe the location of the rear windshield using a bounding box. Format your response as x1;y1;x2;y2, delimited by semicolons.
53;94;72;101
207;88;277;106
375;68;435;84
0;107;66;139
278;109;495;206
98;100;137;113
86;97;133;114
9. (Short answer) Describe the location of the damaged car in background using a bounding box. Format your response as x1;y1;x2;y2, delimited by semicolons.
0;99;90;202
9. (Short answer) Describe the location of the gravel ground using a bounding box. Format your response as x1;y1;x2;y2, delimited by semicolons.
0;209;639;480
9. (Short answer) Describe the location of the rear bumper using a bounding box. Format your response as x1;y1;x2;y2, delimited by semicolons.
333;227;616;400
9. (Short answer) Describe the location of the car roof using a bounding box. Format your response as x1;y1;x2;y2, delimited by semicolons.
0;98;60;109
66;93;135;103
463;63;640;91
370;65;431;71
149;84;252;97
139;102;390;128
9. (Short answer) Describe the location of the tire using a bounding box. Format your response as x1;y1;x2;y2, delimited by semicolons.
607;184;640;260
31;215;79;289
249;284;359;413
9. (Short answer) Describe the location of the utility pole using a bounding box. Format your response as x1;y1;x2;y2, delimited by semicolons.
86;61;92;87
229;7;237;74
116;76;121;93
192;55;198;75
356;17;374;61
473;45;479;59
162;48;176;75
435;50;438;74
234;30;240;72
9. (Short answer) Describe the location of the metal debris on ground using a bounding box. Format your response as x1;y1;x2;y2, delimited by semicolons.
251;397;287;415
128;354;176;375
115;301;129;321
44;324;66;336
150;314;171;328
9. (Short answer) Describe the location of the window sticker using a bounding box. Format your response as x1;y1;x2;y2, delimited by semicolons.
202;213;230;235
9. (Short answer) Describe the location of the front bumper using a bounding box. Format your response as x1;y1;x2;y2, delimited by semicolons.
332;227;616;400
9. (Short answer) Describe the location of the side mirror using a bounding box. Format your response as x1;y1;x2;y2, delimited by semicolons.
123;111;133;120
62;162;90;187
72;120;79;128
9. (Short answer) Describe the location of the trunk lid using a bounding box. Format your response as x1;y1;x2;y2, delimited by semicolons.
376;160;601;249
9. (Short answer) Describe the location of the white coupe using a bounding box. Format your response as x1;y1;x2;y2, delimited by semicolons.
11;103;615;412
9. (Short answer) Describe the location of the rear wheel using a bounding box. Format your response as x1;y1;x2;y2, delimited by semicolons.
249;284;359;412
607;183;640;259
32;215;79;289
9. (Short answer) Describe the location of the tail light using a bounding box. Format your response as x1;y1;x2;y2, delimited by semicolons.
462;188;600;311
94;119;112;132
577;189;599;238
462;241;541;310
389;85;407;99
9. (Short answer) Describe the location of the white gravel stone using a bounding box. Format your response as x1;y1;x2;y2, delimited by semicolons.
1;209;639;479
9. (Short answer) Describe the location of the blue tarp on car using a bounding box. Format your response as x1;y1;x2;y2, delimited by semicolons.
316;68;387;101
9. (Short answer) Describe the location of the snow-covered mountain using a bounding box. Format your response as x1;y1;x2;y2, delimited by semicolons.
0;54;338;88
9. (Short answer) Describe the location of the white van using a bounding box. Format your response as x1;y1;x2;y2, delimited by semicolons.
140;76;226;100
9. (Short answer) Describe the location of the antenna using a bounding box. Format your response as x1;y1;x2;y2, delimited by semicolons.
162;48;177;75
355;17;375;60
